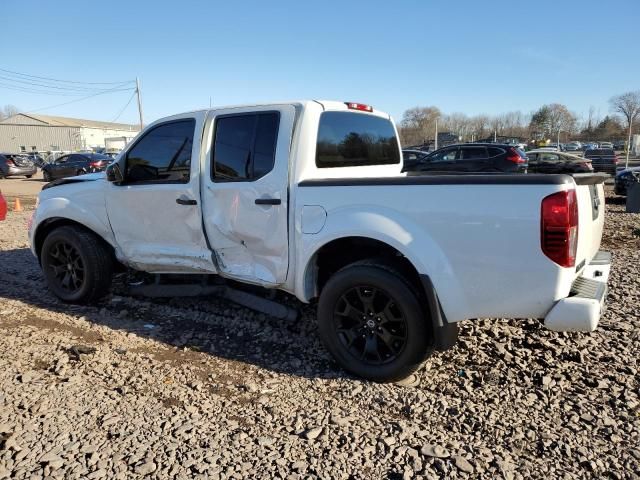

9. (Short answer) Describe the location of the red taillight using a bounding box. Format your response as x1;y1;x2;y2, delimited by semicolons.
89;161;101;168
505;147;525;164
613;155;619;164
541;190;578;268
5;159;15;166
345;102;373;112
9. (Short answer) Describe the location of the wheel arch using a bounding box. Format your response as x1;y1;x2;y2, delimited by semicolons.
34;217;115;264
304;235;458;351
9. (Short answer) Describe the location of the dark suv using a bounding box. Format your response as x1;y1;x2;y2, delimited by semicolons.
42;153;112;182
404;143;527;173
584;149;619;175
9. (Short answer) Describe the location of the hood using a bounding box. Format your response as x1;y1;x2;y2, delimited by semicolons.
616;166;640;177
42;172;105;190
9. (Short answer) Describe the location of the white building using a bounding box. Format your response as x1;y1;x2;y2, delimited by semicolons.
0;113;139;152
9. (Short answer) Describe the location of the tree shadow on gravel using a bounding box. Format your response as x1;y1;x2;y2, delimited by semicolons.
0;247;351;381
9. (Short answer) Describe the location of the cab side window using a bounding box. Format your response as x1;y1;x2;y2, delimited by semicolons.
125;119;195;184
212;112;280;182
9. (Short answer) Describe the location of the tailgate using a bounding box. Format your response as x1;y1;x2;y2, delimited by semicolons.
573;174;607;272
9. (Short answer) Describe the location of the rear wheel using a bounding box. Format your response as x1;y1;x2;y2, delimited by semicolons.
41;226;113;304
25;175;33;179
42;170;51;182
76;169;85;176
318;261;432;382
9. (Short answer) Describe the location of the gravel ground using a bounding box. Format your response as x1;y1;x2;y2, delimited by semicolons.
0;190;639;479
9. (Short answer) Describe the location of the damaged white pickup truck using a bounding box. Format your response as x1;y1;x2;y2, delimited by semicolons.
29;100;611;382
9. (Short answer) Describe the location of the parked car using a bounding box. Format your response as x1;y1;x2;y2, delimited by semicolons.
527;150;593;174
584;148;619;175
20;152;46;168
0;153;37;178
598;141;614;149
41;153;112;182
29;100;611;382
565;142;582;151
613;140;626;150
0;190;6;221
614;167;640;196
404;143;527;173
582;142;598;151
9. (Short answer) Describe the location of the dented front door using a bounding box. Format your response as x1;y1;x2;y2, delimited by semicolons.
200;105;295;286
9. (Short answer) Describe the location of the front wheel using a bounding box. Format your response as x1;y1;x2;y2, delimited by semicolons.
317;262;432;382
41;226;113;304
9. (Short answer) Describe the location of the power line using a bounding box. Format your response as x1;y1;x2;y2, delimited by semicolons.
0;67;135;86
0;74;130;92
111;90;137;122
25;86;136;113
0;82;98;96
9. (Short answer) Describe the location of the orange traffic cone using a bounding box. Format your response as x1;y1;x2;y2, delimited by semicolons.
13;198;22;212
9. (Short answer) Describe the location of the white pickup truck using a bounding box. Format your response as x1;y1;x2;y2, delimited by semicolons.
29;100;611;382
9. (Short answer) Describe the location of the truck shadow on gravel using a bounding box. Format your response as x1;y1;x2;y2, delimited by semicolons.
0;248;350;381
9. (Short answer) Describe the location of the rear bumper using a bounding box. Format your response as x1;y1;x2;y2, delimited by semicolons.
543;251;611;332
7;165;37;177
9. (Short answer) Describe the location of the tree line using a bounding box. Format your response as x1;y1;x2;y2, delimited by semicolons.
398;91;640;147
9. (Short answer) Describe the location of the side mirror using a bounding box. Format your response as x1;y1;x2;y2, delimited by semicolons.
106;163;124;183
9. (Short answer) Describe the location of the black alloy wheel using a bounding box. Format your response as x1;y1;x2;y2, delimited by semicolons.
41;225;113;304
318;261;433;382
333;285;408;365
46;240;85;294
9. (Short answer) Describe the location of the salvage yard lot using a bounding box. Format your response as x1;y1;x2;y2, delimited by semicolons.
0;190;639;479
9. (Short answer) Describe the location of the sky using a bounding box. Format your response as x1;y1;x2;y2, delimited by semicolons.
1;0;639;126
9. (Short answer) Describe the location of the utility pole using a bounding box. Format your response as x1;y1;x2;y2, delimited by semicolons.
626;120;633;168
434;118;438;150
557;129;561;149
135;77;144;130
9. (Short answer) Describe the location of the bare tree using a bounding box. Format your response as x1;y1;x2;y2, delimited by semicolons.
1;104;19;119
529;103;577;144
398;106;441;146
610;91;640;167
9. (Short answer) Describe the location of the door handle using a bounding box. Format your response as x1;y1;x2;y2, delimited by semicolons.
176;198;197;205
255;198;281;205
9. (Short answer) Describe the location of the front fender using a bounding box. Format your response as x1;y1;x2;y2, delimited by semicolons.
295;205;469;322
30;194;115;257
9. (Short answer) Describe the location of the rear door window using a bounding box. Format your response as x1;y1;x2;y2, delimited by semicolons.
212;112;280;181
316;111;400;168
461;147;487;160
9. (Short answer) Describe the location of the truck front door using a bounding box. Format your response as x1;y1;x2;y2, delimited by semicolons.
105;112;215;273
201;105;295;286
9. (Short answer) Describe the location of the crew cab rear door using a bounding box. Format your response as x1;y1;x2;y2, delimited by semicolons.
201;105;296;286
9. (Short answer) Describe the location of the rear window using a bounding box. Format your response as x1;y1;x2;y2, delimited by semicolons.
586;149;614;156
316;112;400;168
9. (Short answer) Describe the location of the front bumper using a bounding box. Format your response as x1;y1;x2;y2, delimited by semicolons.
544;251;611;332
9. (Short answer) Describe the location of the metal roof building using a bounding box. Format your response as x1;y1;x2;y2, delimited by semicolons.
0;113;139;152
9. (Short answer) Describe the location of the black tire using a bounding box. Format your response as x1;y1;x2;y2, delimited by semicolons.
76;169;85;176
42;170;51;182
25;175;33;179
318;261;432;382
41;226;113;304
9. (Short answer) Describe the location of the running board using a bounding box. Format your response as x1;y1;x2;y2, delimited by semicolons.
128;283;298;321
